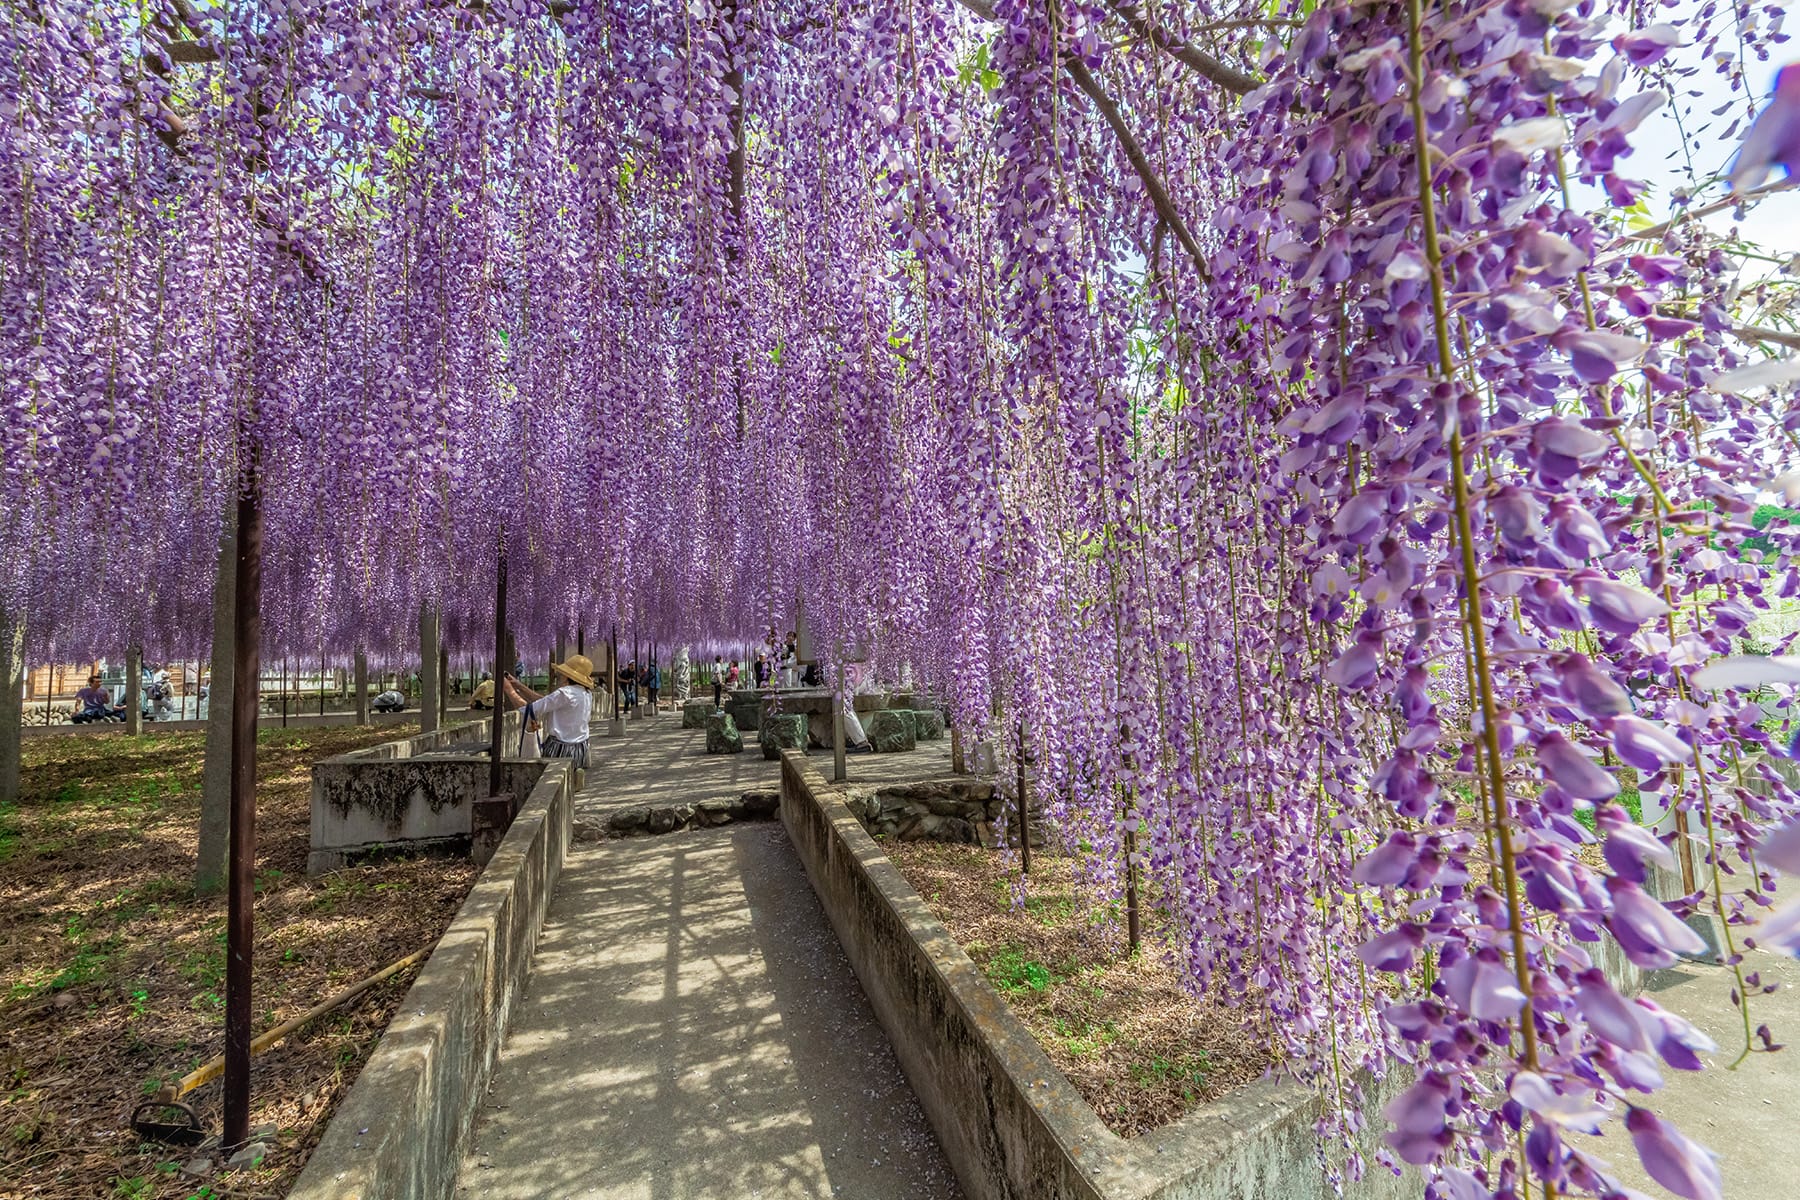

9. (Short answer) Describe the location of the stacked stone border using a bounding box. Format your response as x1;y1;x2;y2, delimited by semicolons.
777;750;1413;1200
575;785;781;841
288;756;574;1200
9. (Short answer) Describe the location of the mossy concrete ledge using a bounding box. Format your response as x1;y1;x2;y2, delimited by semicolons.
777;751;1412;1200
288;757;574;1200
308;711;528;874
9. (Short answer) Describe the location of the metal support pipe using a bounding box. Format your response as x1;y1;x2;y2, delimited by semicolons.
353;649;368;725
490;529;508;803
224;448;264;1150
1016;718;1031;875
833;655;847;784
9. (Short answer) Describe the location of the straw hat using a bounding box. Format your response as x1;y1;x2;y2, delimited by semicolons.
550;653;596;691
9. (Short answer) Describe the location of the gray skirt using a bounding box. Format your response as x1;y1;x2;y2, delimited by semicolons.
541;735;589;771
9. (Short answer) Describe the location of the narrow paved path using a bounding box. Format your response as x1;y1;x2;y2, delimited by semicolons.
1604;879;1800;1199
456;714;963;1199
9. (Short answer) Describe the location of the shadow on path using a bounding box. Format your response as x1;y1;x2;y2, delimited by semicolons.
455;825;961;1200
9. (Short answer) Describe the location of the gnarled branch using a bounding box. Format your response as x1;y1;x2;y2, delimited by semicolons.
1061;57;1210;280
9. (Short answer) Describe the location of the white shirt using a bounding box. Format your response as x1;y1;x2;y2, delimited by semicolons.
527;684;593;744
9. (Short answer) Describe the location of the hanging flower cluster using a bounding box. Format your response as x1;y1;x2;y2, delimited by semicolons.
5;0;1800;1195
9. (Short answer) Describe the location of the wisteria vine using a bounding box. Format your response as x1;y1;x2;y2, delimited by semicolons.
5;1;1800;1196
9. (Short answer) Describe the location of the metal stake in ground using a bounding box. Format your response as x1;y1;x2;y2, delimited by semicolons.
1015;718;1031;875
833;655;846;784
224;443;264;1151
490;529;508;803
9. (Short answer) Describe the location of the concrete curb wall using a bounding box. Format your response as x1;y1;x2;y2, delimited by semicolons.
778;751;1411;1200
19;710;418;739
288;758;574;1200
307;713;529;873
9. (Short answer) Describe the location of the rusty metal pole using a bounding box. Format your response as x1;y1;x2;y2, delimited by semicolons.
490;529;508;803
1016;718;1031;875
224;446;263;1151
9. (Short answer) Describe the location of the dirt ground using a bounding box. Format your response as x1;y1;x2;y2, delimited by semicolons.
0;725;478;1199
882;842;1268;1137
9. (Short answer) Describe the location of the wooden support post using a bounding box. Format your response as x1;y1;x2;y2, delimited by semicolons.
951;726;965;775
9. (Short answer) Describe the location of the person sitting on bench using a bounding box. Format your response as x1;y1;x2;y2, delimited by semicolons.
72;674;124;724
372;687;406;713
469;672;495;710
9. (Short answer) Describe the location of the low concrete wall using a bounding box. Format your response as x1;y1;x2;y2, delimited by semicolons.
19;710;416;739
778;751;1409;1200
289;759;575;1200
308;712;530;874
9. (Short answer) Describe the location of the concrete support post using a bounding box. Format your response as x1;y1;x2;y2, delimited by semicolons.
353;650;369;725
418;604;440;734
0;612;23;805
126;644;143;735
833;657;847;784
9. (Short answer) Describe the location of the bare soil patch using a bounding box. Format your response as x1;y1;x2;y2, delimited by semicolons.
0;724;478;1199
881;841;1268;1137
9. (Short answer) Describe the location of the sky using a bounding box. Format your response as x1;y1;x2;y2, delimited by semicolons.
1601;8;1798;257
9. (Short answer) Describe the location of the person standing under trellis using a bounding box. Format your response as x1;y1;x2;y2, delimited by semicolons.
503;653;595;771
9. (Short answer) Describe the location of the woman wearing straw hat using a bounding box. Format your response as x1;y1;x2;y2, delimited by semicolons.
502;653;596;770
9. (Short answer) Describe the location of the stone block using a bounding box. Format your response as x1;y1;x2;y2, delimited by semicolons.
868;709;916;753
760;713;810;760
740;787;780;818
913;710;945;740
681;699;713;729
705;712;744;754
731;690;763;732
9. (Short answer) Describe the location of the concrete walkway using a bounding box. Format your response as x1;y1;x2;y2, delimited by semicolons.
1603;880;1800;1198
570;704;955;827
456;716;963;1199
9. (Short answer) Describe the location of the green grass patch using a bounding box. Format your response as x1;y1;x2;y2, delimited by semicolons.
1128;1050;1212;1098
179;927;228;994
985;945;1053;996
1049;1015;1118;1057
309;874;370;912
0;799;17;862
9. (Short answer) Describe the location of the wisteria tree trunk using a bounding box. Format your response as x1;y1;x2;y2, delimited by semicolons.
196;514;236;894
0;611;22;805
